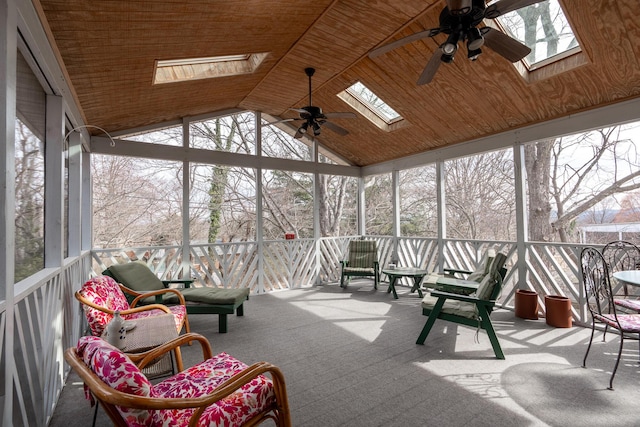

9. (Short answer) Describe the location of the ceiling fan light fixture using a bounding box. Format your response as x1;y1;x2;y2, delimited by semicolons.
442;33;459;56
312;122;321;136
441;53;455;63
467;48;481;61
298;122;309;134
467;27;484;51
442;43;457;55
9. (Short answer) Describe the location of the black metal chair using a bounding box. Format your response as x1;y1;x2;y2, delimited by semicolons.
580;246;640;390
602;240;640;303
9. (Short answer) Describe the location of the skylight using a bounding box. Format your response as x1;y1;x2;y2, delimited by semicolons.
153;53;268;84
338;81;406;132
492;0;580;70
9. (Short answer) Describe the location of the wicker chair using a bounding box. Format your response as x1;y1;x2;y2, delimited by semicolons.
75;275;190;370
340;240;380;289
65;333;291;426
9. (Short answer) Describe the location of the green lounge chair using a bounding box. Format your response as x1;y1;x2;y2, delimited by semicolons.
103;261;249;333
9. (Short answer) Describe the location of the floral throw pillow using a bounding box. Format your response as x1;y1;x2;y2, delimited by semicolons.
76;336;154;426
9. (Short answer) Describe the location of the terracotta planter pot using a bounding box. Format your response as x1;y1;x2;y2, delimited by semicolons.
545;295;572;328
515;289;539;320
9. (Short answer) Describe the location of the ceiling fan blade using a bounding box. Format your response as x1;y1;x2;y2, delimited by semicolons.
322;121;349;136
262;118;299;126
416;49;443;85
481;27;531;62
324;112;357;119
484;0;544;19
369;28;441;59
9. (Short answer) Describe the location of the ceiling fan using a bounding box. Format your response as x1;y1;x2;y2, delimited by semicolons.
265;67;356;139
369;0;544;85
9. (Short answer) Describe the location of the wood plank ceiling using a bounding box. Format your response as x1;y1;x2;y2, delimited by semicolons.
35;0;640;167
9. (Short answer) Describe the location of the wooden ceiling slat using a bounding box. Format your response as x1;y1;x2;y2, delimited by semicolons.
35;0;640;166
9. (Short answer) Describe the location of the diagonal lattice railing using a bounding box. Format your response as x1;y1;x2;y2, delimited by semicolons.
89;238;592;324
2;237;606;425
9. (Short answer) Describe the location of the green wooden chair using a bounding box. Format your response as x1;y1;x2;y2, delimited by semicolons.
340;240;380;289
416;252;508;359
422;249;498;293
103;261;249;333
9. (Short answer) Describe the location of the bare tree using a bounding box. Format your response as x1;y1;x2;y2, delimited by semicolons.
399;166;438;237
92;155;182;247
515;4;640;242
365;174;393;236
318;174;356;237
14;119;45;281
525;139;554;241
446;151;516;240
550;127;640;241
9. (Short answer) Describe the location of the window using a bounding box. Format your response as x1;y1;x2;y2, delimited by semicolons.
15;49;46;282
190;164;256;242
125;125;183;146
493;0;583;78
365;173;393;235
92;155;183;247
399;165;438;237
192;112;255;154
154;53;268;84
261;118;312;161
262;169;313;239
318;174;358;237
338;82;407;132
445;150;516;241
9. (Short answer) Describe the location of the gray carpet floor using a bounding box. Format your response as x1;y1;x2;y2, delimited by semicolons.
50;280;640;426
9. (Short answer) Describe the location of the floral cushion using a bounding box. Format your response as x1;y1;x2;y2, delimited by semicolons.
76;336;154;426
80;276;187;336
81;276;131;336
152;352;276;426
595;313;640;332
614;298;640;312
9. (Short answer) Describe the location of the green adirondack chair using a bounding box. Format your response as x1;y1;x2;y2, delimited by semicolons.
340;240;380;289
416;252;508;359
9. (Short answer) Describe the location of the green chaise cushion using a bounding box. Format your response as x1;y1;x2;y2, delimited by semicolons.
105;261;165;292
105;262;249;305
131;287;249;306
179;287;249;305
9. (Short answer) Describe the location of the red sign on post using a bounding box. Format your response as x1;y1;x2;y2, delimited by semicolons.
285;233;295;240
